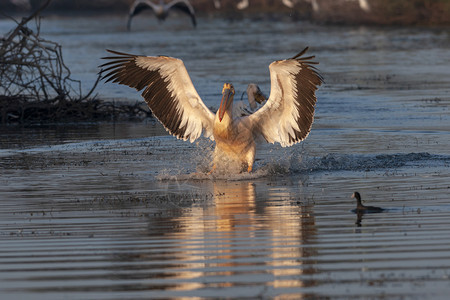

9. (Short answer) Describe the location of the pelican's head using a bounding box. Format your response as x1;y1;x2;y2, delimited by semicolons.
218;83;235;122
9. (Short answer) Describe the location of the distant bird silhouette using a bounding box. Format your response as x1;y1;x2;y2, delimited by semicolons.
127;0;197;30
351;192;385;213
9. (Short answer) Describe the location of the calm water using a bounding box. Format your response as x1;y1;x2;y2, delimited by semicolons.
1;15;450;299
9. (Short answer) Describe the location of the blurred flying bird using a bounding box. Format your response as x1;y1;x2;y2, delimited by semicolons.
127;0;196;30
100;47;322;173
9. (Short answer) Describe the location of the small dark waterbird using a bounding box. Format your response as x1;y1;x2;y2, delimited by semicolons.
127;0;197;30
351;191;385;213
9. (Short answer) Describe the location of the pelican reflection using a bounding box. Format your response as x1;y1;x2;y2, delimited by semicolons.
111;181;320;295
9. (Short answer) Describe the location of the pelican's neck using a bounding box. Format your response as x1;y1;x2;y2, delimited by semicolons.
214;103;235;139
218;92;235;124
248;94;257;111
247;85;257;111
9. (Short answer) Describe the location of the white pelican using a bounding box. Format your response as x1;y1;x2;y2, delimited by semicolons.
212;0;221;9
308;0;371;13
352;0;371;12
234;83;266;117
127;0;197;30
236;0;249;10
100;47;323;173
282;0;295;9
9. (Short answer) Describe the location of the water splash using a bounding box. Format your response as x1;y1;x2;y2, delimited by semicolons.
2;134;447;181
296;152;447;173
158;151;449;181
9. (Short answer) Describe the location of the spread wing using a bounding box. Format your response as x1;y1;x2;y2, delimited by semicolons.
100;50;215;142
249;47;323;147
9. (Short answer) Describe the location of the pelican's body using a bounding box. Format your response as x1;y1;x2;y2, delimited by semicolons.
212;92;257;171
127;0;196;30
100;48;323;173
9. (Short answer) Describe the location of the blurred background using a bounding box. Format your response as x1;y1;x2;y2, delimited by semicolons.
2;0;449;26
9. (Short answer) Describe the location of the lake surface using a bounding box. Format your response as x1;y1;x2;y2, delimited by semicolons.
1;15;450;299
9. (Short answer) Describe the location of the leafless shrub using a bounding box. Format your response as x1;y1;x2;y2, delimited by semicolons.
0;0;151;124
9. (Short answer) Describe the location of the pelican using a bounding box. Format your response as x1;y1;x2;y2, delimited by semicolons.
307;0;371;13
234;84;266;117
245;83;266;111
236;0;249;10
282;0;295;9
100;47;323;173
347;0;371;12
127;0;197;30
213;0;221;9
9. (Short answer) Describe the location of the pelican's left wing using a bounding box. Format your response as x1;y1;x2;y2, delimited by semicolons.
100;50;215;142
249;47;323;147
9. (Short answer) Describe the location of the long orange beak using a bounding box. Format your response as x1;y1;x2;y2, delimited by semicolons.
218;83;234;122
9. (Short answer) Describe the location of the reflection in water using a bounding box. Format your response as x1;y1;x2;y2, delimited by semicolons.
112;181;318;296
355;211;364;227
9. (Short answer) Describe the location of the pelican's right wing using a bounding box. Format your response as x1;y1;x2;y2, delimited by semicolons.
249;47;323;147
100;50;215;142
